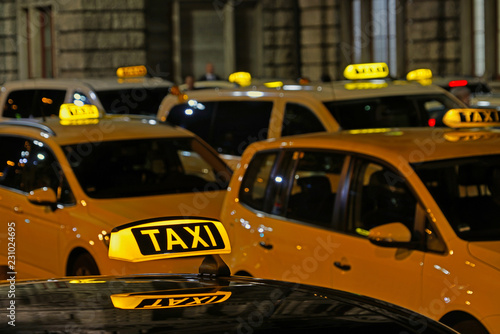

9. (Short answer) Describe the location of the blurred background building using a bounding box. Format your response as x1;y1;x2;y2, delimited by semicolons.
0;0;496;84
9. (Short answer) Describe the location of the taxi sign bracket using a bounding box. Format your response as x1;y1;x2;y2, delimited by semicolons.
199;254;231;277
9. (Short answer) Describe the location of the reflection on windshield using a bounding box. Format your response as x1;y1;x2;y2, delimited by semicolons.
414;155;500;241
64;137;230;199
324;94;462;129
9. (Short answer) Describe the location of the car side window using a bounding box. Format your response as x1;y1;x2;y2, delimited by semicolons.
280;150;345;227
3;89;66;118
239;152;278;212
0;136;75;205
346;160;417;238
167;101;273;156
282;103;325;137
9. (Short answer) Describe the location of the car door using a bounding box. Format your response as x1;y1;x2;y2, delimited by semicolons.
331;157;425;311
0;135;75;278
230;149;347;288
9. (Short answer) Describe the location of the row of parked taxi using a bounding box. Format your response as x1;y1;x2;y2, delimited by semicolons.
1;64;499;333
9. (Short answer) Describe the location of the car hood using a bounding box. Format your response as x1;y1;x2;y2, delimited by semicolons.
468;241;500;271
86;192;225;229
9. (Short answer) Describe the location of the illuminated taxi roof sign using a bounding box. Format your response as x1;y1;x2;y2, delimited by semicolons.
116;65;147;78
59;103;99;121
263;81;284;88
228;72;252;87
406;69;433;81
108;218;231;262
343;62;389;80
442;108;500;128
111;289;231;310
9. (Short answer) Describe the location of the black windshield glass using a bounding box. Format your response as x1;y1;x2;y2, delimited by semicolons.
413;155;500;241
64;137;230;199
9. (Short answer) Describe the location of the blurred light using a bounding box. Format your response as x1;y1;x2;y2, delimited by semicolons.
449;80;468;87
428;118;436;127
37;153;45;160
275;176;283;183
476;100;491;106
247;91;264;98
185;108;193;116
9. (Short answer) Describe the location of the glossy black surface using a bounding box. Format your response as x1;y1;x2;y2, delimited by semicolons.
1;274;456;333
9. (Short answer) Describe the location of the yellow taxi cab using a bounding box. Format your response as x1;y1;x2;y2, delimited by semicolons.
157;63;466;169
220;108;500;333
0;104;232;279
0;65;172;119
0;217;458;333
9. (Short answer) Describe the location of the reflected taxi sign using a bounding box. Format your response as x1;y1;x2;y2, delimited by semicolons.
343;62;389;80
111;289;232;309
442;108;500;128
108;217;231;262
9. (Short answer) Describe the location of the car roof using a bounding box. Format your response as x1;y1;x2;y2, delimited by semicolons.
0;274;455;333
1;77;173;91
248;127;500;165
0;116;194;146
165;80;455;104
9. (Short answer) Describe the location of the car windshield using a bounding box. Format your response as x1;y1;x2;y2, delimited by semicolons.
323;94;462;129
413;155;500;241
96;87;170;115
63;137;230;199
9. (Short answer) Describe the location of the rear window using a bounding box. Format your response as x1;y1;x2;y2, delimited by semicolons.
3;89;66;118
96;87;170;116
324;94;462;129
167;101;273;156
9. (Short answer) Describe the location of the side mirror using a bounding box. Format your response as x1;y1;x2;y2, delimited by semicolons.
28;187;57;207
368;222;414;248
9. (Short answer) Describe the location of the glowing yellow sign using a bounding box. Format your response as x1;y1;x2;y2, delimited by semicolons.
111;290;232;309
59;104;99;120
406;69;433;81
442;108;500;128
108;218;231;262
343;63;389;80
228;72;252;87
263;81;284;88
116;65;147;78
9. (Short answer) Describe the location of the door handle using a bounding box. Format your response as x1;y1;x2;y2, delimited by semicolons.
259;241;273;250
334;261;351;271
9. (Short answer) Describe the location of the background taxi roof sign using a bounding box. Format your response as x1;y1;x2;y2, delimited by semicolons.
108;217;231;262
59;103;99;120
116;65;147;78
343;62;389;80
406;68;433;81
228;72;252;87
442;108;500;128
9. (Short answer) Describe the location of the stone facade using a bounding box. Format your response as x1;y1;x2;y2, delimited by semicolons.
0;0;484;84
57;0;146;78
0;0;17;83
